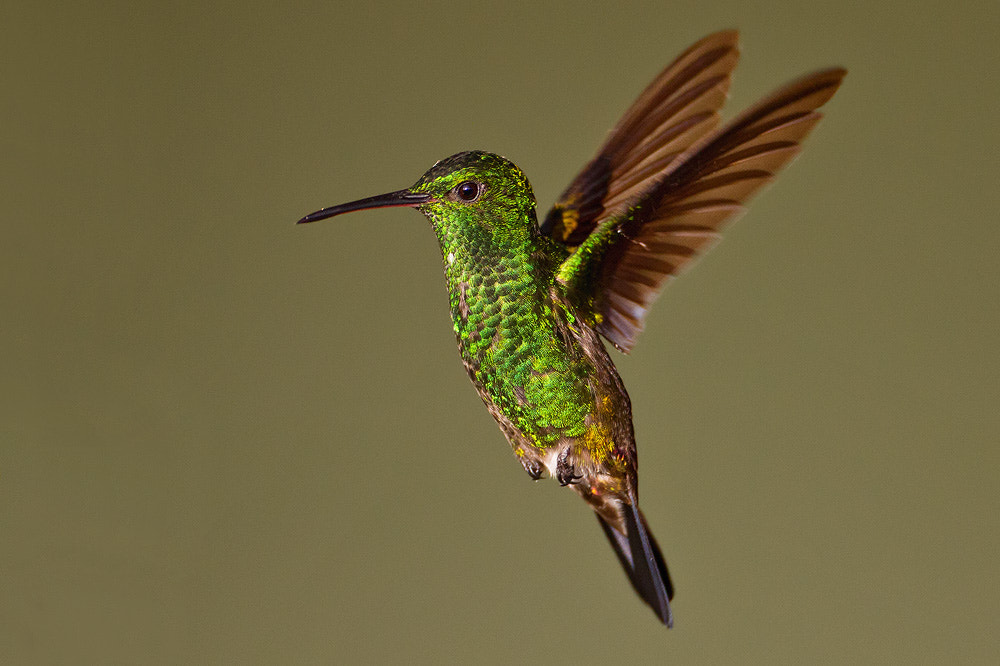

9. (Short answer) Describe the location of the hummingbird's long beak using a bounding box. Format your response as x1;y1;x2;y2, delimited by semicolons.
296;189;432;224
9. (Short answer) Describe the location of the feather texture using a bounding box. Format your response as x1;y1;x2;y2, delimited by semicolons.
551;62;846;352
541;30;741;246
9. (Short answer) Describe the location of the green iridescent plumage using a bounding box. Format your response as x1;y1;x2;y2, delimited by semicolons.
415;153;601;450
298;31;844;627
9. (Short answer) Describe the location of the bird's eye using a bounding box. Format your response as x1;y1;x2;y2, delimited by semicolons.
454;181;482;202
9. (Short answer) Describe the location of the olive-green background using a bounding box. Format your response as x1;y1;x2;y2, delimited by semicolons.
4;1;997;663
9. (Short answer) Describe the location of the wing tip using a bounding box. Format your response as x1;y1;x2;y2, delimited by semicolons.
698;28;740;49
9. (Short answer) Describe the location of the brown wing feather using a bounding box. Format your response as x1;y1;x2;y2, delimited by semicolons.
597;68;847;352
541;30;741;246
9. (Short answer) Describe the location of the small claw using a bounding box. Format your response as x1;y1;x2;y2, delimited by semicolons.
522;459;546;481
558;471;583;486
556;449;582;486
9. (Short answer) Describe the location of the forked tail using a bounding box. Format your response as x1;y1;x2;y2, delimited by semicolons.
596;501;674;627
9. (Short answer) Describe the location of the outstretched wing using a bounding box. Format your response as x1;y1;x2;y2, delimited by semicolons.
558;67;847;352
540;30;740;246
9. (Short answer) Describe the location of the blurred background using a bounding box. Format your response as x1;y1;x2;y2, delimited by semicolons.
3;1;998;663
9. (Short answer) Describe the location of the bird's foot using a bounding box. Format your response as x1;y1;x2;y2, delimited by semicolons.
556;449;582;486
521;458;546;481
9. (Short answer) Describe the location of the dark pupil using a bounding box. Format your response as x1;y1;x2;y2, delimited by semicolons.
457;181;479;201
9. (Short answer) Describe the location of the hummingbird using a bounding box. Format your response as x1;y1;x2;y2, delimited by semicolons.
298;31;844;627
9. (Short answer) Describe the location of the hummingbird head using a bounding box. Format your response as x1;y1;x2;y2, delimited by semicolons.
408;151;537;229
297;151;538;240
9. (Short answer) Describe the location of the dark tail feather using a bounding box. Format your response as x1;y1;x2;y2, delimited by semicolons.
596;503;674;627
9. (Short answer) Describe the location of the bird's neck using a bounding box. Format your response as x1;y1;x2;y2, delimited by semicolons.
432;215;571;370
432;213;565;301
